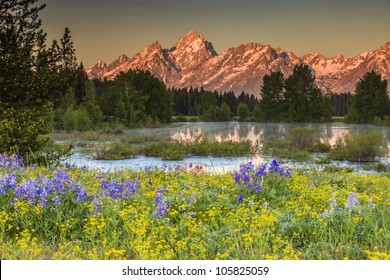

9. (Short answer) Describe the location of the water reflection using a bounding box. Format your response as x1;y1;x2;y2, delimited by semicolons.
144;122;390;148
65;122;390;172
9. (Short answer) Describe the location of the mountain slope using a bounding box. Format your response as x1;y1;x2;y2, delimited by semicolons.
86;31;390;95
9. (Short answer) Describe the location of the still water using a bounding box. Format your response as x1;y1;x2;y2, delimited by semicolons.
66;122;390;172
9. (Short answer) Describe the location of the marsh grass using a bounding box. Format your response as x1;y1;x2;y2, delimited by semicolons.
328;131;385;162
263;127;324;161
91;143;136;160
143;140;253;160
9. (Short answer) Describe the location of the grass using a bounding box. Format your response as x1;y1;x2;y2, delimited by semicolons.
91;143;137;160
143;139;253;160
263;127;327;161
0;156;389;260
328;131;385;162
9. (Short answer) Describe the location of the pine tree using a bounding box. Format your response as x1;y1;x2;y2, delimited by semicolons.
353;71;389;122
0;0;76;154
284;64;330;122
260;71;285;121
237;102;250;121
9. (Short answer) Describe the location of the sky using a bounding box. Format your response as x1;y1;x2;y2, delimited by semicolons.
38;0;390;68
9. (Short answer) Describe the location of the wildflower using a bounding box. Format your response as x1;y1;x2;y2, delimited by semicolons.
346;192;359;209
52;169;70;195
255;164;267;178
101;180;123;199
232;172;241;184
242;173;251;185
238;194;243;204
52;196;61;205
0;173;17;195
188;193;197;206
255;184;262;193
93;198;103;215
281;167;292;177
269;159;280;173
368;197;376;209
321;211;329;217
154;186;170;218
75;188;87;202
123;179;140;199
0;154;24;170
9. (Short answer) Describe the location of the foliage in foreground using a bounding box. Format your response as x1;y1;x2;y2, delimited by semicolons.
0;0;77;155
0;155;389;260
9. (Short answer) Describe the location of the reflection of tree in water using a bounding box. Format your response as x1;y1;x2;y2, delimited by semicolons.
318;123;334;146
169;122;390;154
237;124;250;139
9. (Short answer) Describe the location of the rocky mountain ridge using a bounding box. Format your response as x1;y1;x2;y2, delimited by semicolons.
86;30;390;95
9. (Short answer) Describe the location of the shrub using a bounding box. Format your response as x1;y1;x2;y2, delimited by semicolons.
91;143;136;160
288;127;315;150
329;131;385;162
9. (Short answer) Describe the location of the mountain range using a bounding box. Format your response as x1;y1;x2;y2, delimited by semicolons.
86;29;390;95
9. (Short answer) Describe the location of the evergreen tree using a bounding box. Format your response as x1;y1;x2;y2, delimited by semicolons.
284;64;330;122
218;103;232;121
201;91;217;120
260;71;285;121
352;71;389;122
81;80;103;127
237;102;250;121
0;0;76;154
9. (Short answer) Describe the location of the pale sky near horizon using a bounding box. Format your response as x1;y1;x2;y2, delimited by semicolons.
38;0;390;67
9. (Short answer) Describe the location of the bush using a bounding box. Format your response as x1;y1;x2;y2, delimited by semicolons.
289;127;315;150
64;108;93;132
91;143;136;160
329;131;385;162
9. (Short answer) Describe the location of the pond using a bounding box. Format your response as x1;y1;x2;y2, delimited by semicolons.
65;122;390;172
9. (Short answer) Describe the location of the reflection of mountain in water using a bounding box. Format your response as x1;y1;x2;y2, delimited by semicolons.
140;122;390;149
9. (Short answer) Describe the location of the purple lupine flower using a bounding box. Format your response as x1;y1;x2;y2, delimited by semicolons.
386;163;390;171
232;172;241;185
282;167;292;177
269;159;280;173
237;194;244;204
346;192;359;209
254;164;267;179
154;186;165;204
93;198;103;215
154;186;170;218
242;173;251;185
188;193;197;206
123;179;140;199
255;184;262;193
0;154;24;170
52;169;70;194
0;173;17;195
52;196;61;205
75;188;87;202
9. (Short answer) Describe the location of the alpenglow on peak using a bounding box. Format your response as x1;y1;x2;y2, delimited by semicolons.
86;31;390;95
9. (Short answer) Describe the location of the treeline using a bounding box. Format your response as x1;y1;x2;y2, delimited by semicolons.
172;87;258;121
52;70;173;131
52;65;387;131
